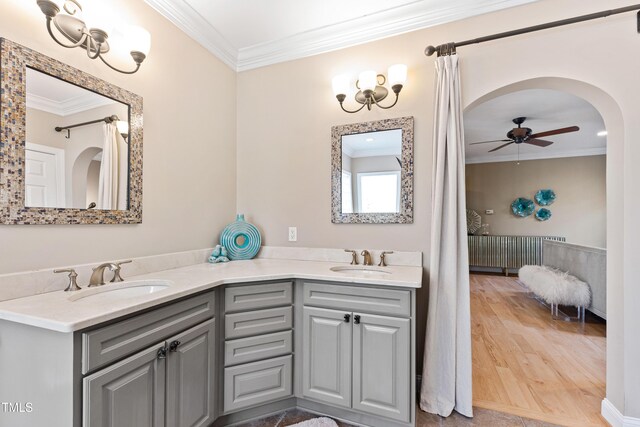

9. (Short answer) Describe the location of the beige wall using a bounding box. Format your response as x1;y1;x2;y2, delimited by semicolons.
236;0;639;417
0;0;237;273
3;0;640;419
466;156;606;248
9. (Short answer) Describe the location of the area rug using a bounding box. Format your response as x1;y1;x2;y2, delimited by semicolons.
287;417;339;427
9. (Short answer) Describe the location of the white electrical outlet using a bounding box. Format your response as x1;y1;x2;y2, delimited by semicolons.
288;227;297;242
485;209;494;215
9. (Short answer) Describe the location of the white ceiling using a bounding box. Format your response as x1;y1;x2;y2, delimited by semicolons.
464;89;607;164
26;68;117;116
343;129;402;158
145;0;538;71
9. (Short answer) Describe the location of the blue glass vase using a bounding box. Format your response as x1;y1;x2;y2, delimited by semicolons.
220;214;262;260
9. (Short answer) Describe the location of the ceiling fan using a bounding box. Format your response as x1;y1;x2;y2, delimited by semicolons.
470;117;580;153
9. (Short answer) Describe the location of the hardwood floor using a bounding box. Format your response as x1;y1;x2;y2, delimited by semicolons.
470;274;607;427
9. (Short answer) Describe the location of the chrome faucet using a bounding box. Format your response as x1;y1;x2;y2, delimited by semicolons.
89;263;118;287
54;268;82;292
345;249;359;265
110;260;132;283
361;250;373;266
378;251;394;267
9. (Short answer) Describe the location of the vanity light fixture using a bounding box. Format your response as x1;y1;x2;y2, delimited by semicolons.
36;0;151;74
332;64;407;113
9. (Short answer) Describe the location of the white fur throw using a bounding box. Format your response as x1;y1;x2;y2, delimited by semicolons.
519;265;591;307
288;417;339;427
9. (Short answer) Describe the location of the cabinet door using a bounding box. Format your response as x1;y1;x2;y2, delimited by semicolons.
352;313;410;422
302;306;352;408
166;319;216;427
83;344;166;427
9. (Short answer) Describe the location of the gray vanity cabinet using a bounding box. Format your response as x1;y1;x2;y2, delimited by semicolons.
166;319;217;427
83;343;166;427
82;292;217;427
300;282;412;424
223;281;295;414
352;313;410;423
302;306;352;408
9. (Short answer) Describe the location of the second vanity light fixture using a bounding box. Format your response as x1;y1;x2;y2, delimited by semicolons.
332;64;407;113
36;0;151;74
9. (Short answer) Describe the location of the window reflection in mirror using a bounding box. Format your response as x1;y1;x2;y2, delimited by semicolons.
25;67;130;210
341;129;402;214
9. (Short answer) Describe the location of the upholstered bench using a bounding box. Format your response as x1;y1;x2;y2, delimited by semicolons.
518;265;591;321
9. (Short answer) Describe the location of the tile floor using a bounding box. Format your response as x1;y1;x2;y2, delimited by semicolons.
238;406;562;427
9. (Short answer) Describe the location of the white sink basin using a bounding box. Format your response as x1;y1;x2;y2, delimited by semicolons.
330;266;392;275
69;280;173;302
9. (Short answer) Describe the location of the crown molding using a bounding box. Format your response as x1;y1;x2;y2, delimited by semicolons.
144;0;538;72
465;147;606;164
144;0;237;70
27;93;116;117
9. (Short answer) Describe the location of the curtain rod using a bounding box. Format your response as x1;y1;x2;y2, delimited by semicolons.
55;115;119;139
425;4;640;56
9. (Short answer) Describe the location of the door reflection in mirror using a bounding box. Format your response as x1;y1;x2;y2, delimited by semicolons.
25;67;130;210
341;128;402;214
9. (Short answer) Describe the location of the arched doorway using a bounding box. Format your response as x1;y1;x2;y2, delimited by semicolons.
462;77;623;426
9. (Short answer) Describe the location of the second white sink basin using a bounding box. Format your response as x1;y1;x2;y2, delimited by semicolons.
69;280;173;302
330;266;392;275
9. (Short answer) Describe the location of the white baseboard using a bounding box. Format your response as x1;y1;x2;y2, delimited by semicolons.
602;399;640;427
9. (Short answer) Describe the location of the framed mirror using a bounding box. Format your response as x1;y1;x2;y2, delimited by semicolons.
331;116;414;224
0;38;143;224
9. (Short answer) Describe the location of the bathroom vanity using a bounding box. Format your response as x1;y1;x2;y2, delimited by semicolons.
0;256;421;427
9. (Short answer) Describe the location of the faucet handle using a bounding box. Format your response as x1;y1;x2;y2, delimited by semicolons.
344;249;359;265
378;251;394;267
111;260;132;283
54;268;82;292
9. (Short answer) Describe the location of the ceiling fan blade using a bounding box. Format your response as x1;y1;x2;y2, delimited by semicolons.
488;141;514;153
530;126;579;139
525;138;554;147
470;139;511;145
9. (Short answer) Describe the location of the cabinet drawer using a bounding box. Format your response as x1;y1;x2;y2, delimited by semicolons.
225;306;292;339
225;282;293;312
303;282;410;317
82;292;216;374
224;355;292;413
225;330;292;366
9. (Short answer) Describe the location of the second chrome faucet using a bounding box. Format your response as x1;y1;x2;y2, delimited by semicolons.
344;249;392;266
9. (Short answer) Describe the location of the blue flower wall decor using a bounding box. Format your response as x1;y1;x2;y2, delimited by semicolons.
535;208;552;221
511;198;535;217
535;189;556;206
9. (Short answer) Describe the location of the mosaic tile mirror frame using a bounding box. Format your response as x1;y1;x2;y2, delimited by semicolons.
331;116;414;224
0;38;143;224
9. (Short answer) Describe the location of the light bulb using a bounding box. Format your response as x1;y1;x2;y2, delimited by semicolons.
388;64;407;87
332;74;350;97
358;70;377;92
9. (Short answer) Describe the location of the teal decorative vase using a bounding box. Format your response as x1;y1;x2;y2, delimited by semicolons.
220;214;261;260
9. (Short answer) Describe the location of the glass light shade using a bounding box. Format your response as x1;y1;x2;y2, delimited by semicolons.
116;120;129;136
81;3;113;34
126;25;151;55
388;64;407;86
358;70;378;92
332;74;350;96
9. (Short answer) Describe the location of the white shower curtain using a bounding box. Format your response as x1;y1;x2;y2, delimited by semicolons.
97;123;126;210
420;54;473;418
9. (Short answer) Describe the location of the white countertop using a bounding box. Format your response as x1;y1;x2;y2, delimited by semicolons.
0;259;422;333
